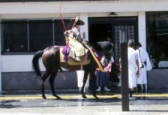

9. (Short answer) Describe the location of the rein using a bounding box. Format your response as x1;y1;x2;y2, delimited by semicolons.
83;43;106;72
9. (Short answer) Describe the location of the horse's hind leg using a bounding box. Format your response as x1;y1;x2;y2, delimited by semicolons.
81;71;89;98
41;72;49;99
49;71;61;99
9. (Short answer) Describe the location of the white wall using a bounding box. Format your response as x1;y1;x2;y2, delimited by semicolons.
138;12;146;50
79;14;89;41
1;55;45;72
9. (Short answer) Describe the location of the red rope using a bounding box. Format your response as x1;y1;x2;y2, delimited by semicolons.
59;6;67;31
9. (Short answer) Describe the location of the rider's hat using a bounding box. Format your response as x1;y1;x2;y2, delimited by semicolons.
71;17;85;26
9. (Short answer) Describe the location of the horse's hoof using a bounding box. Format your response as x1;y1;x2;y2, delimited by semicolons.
42;95;47;99
82;94;87;98
56;96;62;100
95;96;99;100
53;95;62;100
93;94;99;99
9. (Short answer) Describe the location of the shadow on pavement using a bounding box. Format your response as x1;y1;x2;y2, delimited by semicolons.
0;100;21;108
132;110;168;112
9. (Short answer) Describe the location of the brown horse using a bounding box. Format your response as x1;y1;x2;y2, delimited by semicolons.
32;41;113;99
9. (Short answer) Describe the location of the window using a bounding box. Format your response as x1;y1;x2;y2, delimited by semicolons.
147;12;168;68
1;19;73;54
2;21;27;52
54;20;74;45
54;20;65;45
29;20;53;52
89;17;138;63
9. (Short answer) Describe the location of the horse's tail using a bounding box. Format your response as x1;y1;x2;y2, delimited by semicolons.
32;50;44;76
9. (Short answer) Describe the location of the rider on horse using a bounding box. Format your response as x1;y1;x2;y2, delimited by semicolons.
62;17;111;72
63;17;87;62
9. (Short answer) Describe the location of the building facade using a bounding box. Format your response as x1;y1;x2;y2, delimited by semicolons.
0;0;168;93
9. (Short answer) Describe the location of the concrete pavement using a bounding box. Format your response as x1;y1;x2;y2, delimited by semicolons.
0;93;168;114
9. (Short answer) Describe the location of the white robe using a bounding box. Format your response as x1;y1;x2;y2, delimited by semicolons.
128;47;138;89
136;47;152;85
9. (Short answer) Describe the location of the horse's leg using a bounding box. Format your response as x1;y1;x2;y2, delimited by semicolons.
90;71;98;99
49;70;61;99
41;71;50;99
81;71;89;98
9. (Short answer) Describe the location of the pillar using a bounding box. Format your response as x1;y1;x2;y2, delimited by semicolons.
138;12;146;50
0;20;2;94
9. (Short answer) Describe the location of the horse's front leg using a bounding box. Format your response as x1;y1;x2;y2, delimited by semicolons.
90;71;98;99
49;71;61;100
41;72;49;99
81;71;89;98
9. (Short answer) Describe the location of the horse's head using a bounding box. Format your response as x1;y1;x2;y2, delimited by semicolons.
92;41;113;57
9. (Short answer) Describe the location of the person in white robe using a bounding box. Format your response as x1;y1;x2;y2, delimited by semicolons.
135;42;152;93
127;39;140;97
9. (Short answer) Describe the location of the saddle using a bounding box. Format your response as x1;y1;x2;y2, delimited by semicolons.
60;45;90;66
60;43;107;72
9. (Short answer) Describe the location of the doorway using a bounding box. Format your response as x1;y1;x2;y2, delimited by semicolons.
88;17;138;88
89;17;138;63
